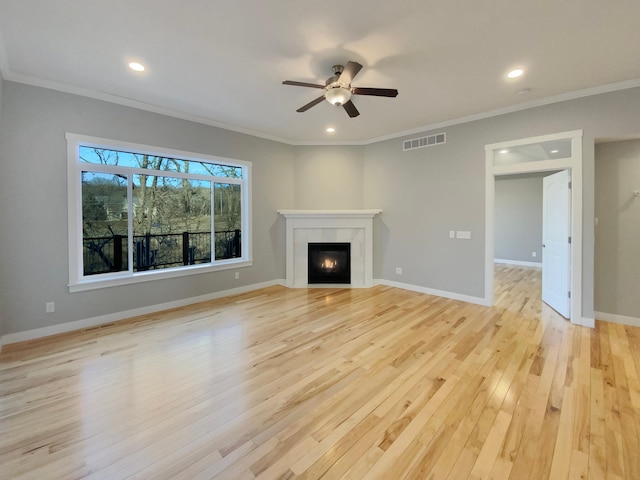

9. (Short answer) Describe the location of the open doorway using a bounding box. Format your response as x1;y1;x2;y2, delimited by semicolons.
484;130;586;326
494;173;545;268
494;170;571;318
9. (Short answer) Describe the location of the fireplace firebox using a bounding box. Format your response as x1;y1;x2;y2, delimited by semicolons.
308;243;351;284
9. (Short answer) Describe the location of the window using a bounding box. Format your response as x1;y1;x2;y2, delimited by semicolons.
67;134;252;291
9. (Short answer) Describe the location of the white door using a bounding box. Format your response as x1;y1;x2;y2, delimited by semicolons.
542;170;571;318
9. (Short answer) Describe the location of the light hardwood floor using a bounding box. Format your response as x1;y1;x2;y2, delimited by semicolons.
1;265;640;479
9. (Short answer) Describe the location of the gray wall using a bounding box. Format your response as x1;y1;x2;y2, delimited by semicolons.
494;174;544;263
365;87;640;313
364;128;486;296
2;79;640;337
0;81;295;335
293;145;364;209
595;139;640;318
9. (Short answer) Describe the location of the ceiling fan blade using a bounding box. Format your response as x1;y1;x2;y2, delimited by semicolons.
343;100;360;118
338;61;363;85
283;80;326;89
296;95;326;112
352;87;398;97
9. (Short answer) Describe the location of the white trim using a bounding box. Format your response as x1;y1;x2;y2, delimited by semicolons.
375;279;490;306
595;311;640;327
494;259;542;268
1;279;284;345
5;72;293;145
485;130;586;326
579;317;596;328
65;133;253;174
2;276;494;346
492;158;575;176
66;133;252;292
278;210;382;288
4;68;639;146
69;260;254;292
277;209;382;219
361;82;639;146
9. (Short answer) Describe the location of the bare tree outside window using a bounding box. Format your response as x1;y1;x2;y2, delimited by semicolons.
79;146;244;276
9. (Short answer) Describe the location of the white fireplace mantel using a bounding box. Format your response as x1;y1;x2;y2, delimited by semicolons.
278;209;382;288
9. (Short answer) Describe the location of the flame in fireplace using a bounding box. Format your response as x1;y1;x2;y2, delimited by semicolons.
321;258;337;270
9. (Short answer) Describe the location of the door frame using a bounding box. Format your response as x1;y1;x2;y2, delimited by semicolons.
484;130;586;326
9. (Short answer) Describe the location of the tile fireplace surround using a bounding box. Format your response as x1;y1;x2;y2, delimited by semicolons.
278;210;382;288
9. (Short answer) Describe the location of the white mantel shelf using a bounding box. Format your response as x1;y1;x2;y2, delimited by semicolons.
278;209;382;288
277;209;382;218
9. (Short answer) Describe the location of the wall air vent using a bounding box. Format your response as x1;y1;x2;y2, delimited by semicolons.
403;132;446;151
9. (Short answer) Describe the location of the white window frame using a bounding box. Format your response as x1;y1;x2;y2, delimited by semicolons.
66;133;252;292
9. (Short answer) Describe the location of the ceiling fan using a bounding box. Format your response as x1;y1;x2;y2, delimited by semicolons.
282;61;398;118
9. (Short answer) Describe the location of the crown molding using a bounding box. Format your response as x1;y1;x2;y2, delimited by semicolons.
3;66;640;147
2;70;294;145
360;79;640;145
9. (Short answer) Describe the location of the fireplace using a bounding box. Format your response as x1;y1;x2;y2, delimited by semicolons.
308;243;351;284
278;209;381;288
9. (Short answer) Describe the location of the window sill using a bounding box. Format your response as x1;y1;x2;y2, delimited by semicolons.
68;259;253;292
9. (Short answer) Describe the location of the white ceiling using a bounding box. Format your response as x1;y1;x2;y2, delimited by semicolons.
1;1;639;144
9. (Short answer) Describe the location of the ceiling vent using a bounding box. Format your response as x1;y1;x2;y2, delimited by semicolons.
403;132;446;151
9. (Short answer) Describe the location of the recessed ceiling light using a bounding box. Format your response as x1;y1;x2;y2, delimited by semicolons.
507;68;524;79
326;127;335;133
550;149;559;154
499;149;509;154
129;62;145;72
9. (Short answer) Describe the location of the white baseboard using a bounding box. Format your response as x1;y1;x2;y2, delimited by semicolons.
576;317;595;328
595;311;640;327
375;279;490;307
494;259;542;268
1;279;285;346
10;274;590;346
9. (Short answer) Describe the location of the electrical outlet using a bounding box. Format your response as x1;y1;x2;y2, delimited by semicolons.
532;251;537;258
46;302;55;313
235;272;240;279
456;231;471;239
449;230;455;238
395;267;403;275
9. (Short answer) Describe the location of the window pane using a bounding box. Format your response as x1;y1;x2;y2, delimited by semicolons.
80;146;242;177
132;175;212;270
214;183;242;259
80;147;128;166
191;163;242;178
493;139;572;166
82;172;129;275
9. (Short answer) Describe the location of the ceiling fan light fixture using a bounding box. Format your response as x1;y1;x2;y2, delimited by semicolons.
283;60;396;118
325;86;352;106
